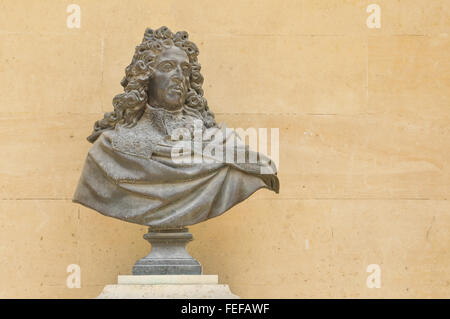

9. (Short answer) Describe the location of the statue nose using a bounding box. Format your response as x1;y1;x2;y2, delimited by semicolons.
170;65;182;77
171;75;184;87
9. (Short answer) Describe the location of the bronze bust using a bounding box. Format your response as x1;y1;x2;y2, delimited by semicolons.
73;26;279;274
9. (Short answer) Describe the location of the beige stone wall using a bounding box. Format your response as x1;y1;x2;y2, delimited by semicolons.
0;0;449;298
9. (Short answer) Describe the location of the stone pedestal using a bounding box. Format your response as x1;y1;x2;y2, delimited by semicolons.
132;227;202;275
96;275;239;299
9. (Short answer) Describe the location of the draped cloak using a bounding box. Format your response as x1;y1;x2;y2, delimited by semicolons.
73;105;279;228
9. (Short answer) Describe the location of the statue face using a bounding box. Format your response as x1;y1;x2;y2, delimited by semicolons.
147;46;190;111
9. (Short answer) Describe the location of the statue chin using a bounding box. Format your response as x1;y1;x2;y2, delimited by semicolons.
153;103;183;112
151;95;185;112
163;102;183;112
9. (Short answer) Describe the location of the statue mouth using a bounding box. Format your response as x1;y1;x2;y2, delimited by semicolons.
169;85;184;95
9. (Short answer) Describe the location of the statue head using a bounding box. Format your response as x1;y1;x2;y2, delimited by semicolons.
147;45;190;111
87;26;216;143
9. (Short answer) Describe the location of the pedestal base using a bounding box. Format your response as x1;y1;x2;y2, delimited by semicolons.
96;275;239;299
132;228;202;275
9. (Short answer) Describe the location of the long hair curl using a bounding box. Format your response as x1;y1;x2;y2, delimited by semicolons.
87;26;216;143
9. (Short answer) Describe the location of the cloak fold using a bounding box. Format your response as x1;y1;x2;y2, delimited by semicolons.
73;115;279;228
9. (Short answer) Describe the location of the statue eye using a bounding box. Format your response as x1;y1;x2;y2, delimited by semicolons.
158;62;174;72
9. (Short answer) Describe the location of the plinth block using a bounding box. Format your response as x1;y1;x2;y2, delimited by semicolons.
97;275;239;299
97;284;239;299
118;274;218;285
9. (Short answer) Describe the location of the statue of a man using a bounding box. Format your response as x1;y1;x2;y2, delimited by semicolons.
73;26;279;230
